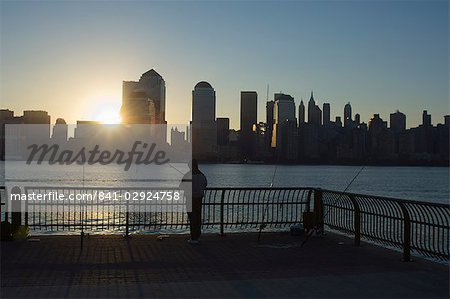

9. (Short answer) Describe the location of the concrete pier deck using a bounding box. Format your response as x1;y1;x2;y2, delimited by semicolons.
1;232;448;298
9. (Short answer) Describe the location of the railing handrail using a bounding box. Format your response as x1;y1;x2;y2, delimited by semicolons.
318;188;450;209
19;185;449;208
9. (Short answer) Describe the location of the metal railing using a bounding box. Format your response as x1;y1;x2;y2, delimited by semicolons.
19;187;312;235
1;186;448;261
320;189;449;261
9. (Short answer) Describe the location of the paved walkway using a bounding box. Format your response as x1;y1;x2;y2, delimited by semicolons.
1;232;448;298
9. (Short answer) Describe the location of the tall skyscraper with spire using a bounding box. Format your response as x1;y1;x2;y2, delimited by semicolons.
307;91;315;124
121;69;166;124
307;91;321;125
299;100;305;125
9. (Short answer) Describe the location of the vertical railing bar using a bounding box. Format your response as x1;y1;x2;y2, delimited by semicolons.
348;194;360;246
220;189;225;236
398;201;411;262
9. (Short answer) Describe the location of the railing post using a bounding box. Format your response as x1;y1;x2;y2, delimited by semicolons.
398;202;411;262
24;190;28;226
305;189;313;213
348;195;361;246
220;189;225;236
11;186;22;232
125;194;130;238
313;189;324;232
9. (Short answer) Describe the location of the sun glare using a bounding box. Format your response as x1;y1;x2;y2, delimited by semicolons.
85;96;122;124
95;108;122;124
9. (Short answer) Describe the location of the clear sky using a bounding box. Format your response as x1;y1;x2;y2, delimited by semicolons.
1;0;448;129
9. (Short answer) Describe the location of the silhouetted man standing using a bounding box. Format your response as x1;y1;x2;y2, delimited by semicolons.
181;159;207;244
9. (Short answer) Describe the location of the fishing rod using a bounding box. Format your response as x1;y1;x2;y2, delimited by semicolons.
168;162;186;175
257;163;278;242
301;165;365;247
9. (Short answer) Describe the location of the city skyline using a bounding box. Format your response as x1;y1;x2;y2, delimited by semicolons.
1;1;448;129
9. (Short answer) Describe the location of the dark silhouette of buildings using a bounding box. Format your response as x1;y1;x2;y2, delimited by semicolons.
323;103;331;126
344;102;352;128
265;100;275;155
307;91;322;126
191;81;217;160
299;100;305;125
52;118;68;143
0;110;51;160
240;91;257;159
1;68;448;166
217;117;230;146
272;93;296;160
121;69;166;124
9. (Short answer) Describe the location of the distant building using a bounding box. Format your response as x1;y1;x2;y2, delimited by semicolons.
272;93;296;159
389;110;406;155
368;114;394;161
23;110;50;125
390;110;406;133
355;113;361;125
171;127;186;149
335;116;342;128
52;118;68;143
1;110;51;160
344;102;352;128
422;110;432;127
121;91;155;124
191;81;217;160
0;109;14;123
121;69;166;124
265;101;275;152
74;120;102;140
216;118;230;146
240;91;257;158
323;103;331;126
23;110;51;142
0;109;15;160
307;91;321;126
298;100;305;126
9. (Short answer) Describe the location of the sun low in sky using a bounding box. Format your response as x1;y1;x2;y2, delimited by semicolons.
94;107;121;124
84;96;122;124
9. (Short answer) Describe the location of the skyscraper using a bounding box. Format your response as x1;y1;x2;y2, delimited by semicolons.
308;91;316;124
323;103;331;126
422;110;431;127
390;110;406;133
299;100;305;125
23;110;51;141
307;91;321;125
121;69;166;124
265;100;275;150
192;81;216;123
272;93;296;148
344;102;352;128
355;113;361;125
240;91;257;158
217;117;230;146
192;81;217;159
51;118;68;143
